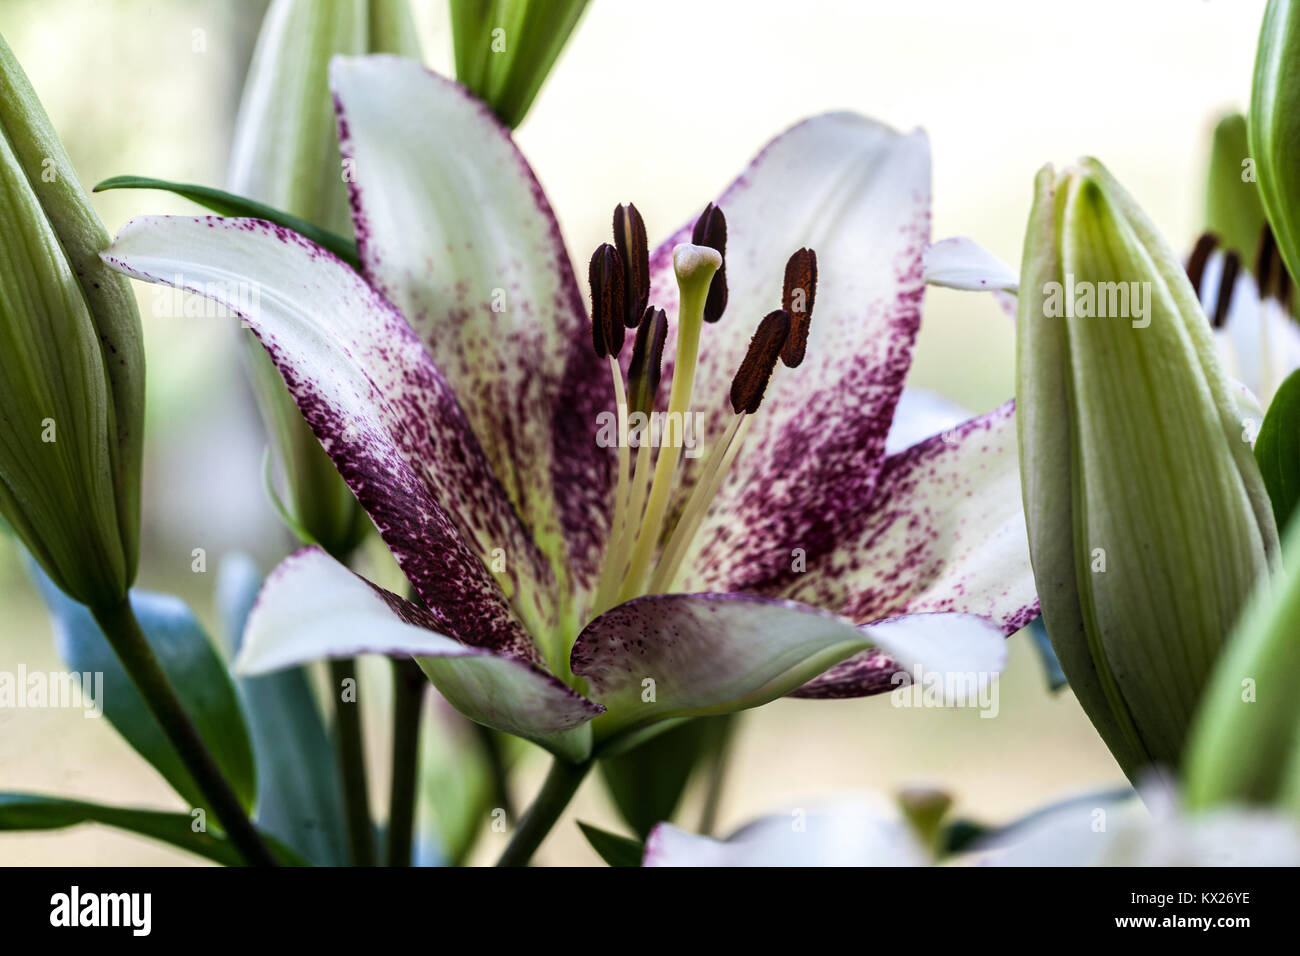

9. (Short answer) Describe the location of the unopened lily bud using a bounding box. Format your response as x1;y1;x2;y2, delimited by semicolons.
1204;113;1266;265
1250;0;1300;292
449;0;589;129
1017;158;1278;782
229;0;418;559
0;35;144;609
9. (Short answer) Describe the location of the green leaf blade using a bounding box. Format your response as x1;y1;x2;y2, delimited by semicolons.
93;175;360;269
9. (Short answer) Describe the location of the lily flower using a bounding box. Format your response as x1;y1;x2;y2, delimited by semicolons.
100;56;1036;765
645;785;1300;866
1184;229;1300;407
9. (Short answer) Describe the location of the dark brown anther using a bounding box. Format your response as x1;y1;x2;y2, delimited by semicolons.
780;248;818;367
692;202;729;322
730;310;791;415
589;243;626;358
613;204;650;327
1254;223;1293;306
1185;232;1218;296
1212;250;1241;329
627;306;668;416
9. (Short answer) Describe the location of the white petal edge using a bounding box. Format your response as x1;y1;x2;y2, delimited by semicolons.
923;236;1019;292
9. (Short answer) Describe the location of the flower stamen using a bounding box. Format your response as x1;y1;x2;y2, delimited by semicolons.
616;242;722;601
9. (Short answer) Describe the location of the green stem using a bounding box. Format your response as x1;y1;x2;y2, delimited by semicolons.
329;657;375;866
495;758;591;867
90;599;277;867
386;658;426;867
473;721;516;823
697;715;737;837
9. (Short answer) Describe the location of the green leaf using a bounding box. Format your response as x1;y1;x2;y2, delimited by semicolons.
577;821;644;867
0;792;307;866
598;716;730;839
1255;368;1300;533
29;561;258;814
216;555;348;866
449;0;588;129
92;176;360;269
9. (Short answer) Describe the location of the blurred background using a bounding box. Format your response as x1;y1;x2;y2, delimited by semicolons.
0;0;1268;864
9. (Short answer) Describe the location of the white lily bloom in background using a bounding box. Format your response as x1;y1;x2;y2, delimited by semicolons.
100;56;1037;764
645;785;1300;866
644;798;929;867
1185;230;1300;407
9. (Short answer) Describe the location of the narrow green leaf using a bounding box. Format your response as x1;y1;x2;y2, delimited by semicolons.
28;561;258;814
577;821;644;867
92;176;360;269
216;555;348;866
1255;368;1300;533
0;792;307;866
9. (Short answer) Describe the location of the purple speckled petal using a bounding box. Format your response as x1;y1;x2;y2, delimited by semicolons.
102;216;554;660
237;548;601;758
331;56;612;605
642;114;932;593
571;592;1004;747
777;402;1038;699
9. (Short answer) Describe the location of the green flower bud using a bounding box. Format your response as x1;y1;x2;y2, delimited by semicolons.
450;0;589;129
1250;0;1300;289
1016;158;1279;783
0;34;143;609
1184;522;1300;814
229;0;420;559
1204;113;1267;264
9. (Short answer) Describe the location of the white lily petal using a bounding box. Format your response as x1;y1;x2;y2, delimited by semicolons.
572;592;1005;742
922;236;1019;292
331;55;610;599
102;215;551;660
644;800;927;867
238;549;601;757
884;388;971;454
644;114;932;593
984;795;1300;866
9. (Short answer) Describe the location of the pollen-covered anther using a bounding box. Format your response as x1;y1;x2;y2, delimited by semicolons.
613;203;650;327
692;202;729;323
1185;231;1218;296
780;247;818;367
730;309;791;414
588;242;627;358
1212;250;1241;329
627;306;668;416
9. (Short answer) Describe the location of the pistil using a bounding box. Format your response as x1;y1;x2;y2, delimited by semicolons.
616;243;721;601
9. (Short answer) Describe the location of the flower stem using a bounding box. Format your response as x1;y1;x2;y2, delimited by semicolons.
386;657;426;866
329;657;375;866
495;757;591;867
90;598;277;867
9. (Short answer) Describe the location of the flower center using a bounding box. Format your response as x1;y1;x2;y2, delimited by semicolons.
586;202;818;619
